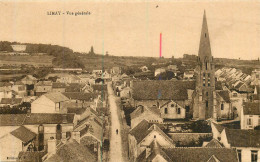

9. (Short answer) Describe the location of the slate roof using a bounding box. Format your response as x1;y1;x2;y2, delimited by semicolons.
63;92;100;101
67;108;87;115
44;92;69;103
217;91;230;103
92;84;107;92
225;128;260;148
204;139;223;148
18;151;46;162
0;98;23;104
162;147;238;162
65;83;85;92
10;126;36;143
46;139;96;162
0;82;12;87
52;82;67;88
0;113;75;126
36;81;52;86
132;80;196;100
136;140;172;162
130;106;161;119
243;102;260;115
215;81;223;90
212;122;224;133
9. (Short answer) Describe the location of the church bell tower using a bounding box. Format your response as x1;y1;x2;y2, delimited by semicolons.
193;11;217;120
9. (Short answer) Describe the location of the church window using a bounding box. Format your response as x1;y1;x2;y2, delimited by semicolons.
221;104;224;110
177;108;181;114
206;101;208;108
164;108;168;114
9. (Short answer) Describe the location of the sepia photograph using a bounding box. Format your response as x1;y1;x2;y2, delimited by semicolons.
0;0;259;161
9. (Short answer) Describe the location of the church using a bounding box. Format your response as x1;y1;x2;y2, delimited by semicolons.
131;11;234;121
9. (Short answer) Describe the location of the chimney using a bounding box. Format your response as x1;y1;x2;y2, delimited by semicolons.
72;131;80;144
62;115;67;124
47;137;57;154
145;146;151;158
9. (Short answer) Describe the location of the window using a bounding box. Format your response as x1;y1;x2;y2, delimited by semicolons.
208;83;210;86
203;73;206;77
251;150;258;162
164;108;168;114
206;92;208;96
154;135;156;138
203;83;205;87
206;62;208;70
237;150;242;162
247;118;252;125
171;104;175;107
206;101;208;108
177;108;181;114
208;73;210;77
205;33;207;37
221;104;224;110
233;93;238;97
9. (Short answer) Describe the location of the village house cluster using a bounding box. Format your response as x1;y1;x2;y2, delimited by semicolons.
0;10;259;162
0;67;115;161
112;11;260;162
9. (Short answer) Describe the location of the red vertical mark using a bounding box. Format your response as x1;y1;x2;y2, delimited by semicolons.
160;33;162;58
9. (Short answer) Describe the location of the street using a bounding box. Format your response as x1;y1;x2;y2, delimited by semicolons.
108;82;124;162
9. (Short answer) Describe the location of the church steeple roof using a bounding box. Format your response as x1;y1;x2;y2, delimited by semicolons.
198;10;212;61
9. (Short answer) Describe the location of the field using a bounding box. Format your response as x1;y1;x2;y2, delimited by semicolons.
0;55;54;67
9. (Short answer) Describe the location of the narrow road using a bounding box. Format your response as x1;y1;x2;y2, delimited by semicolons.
108;82;123;162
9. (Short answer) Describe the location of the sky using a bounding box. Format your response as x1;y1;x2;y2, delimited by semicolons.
0;0;259;60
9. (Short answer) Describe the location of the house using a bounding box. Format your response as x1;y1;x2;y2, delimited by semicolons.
136;141;238;162
0;113;76;158
0;98;23;107
63;92;104;110
67;107;99;122
241;102;260;129
130;106;163;128
128;120;175;161
120;87;132;98
12;81;27;98
56;74;82;84
35;81;52;96
233;81;248;92
131;80;195;116
159;100;186;120
21;75;37;85
0;85;13;100
0;126;37;162
44;139;97;162
17;151;46;162
31;92;69;113
251;69;260;86
216;90;232;119
65;83;85;92
154;68;166;76
110;67;121;75
220;128;260;162
52;82;67;93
